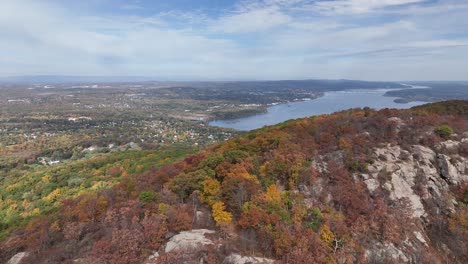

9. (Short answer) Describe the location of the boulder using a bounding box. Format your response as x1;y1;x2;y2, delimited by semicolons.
366;243;409;263
223;254;276;264
165;229;215;253
144;252;159;264
437;154;467;185
436;140;460;153
364;178;380;193
7;252;29;264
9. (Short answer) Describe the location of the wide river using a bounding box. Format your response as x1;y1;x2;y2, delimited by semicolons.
209;89;426;131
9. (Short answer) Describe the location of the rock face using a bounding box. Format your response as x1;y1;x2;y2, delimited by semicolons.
438;154;467;185
6;252;29;264
165;229;215;253
365;141;468;219
223;254;275;264
356;139;468;263
368;145;434;218
366;243;409;263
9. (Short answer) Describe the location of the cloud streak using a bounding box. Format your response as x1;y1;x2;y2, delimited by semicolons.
310;0;427;14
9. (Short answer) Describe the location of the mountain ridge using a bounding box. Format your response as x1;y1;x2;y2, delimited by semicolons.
1;100;467;264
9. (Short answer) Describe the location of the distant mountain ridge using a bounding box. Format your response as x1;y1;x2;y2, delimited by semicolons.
0;75;156;84
0;76;406;88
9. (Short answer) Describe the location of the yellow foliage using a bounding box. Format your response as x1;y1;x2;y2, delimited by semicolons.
50;221;61;232
319;224;335;245
265;185;281;204
91;181;111;191
259;162;269;177
7;200;18;209
23;207;41;217
41;175;50;183
43;188;62;202
201;178;220;206
21;199;31;209
212;201;232;225
338;138;352;150
292;204;307;229
158;203;170;214
136;164;144;172
239;172;258;182
6;182;21;192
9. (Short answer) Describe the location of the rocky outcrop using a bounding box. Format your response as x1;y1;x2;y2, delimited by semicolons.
368;144;433;218
355;139;468;262
438;154;467;185
146;229;279;264
165;229;215;253
366;243;409;263
145;229;216;263
364;140;467;219
223;254;275;264
6;252;29;264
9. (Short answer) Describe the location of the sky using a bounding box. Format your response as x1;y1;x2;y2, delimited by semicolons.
1;0;468;81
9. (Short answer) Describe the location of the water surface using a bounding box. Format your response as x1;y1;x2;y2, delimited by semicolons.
209;89;426;130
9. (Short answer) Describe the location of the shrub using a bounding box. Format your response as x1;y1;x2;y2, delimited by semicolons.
138;191;157;203
434;125;453;138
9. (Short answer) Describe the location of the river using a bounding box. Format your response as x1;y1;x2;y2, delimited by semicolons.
209;89;426;131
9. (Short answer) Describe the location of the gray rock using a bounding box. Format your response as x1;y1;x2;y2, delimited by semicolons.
436;140;460;154
223;254;275;264
165;229;215;253
366;243;409;263
411;145;436;164
371;145;427;217
144;251;160;264
388;117;405;132
414;231;428;246
7;252;29;264
437;154;467;185
388;170;425;218
364;178;380;193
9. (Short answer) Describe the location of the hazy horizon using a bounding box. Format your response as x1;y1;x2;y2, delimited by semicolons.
1;75;467;84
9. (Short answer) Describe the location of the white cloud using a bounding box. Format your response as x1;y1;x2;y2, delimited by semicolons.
0;0;467;80
310;0;427;14
211;6;291;33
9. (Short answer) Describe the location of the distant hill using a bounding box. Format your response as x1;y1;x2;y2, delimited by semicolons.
0;76;407;89
1;100;467;264
0;75;156;84
385;81;468;103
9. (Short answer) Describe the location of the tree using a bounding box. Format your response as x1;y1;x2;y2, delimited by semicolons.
265;185;281;204
138;191;157;203
211;202;232;225
169;170;207;201
200;178;220;206
319;223;334;246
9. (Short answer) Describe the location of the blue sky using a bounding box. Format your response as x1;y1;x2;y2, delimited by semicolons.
1;0;468;80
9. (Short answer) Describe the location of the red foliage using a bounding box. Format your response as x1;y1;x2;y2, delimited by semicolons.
167;205;193;232
326;161;370;223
